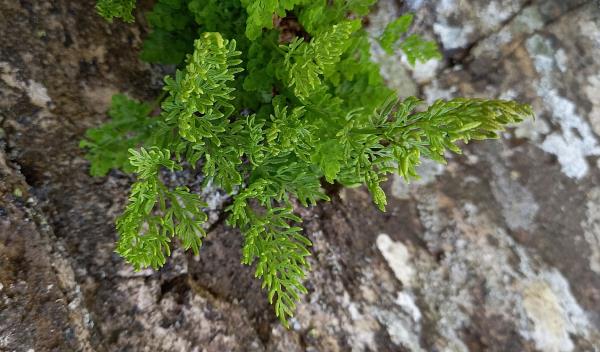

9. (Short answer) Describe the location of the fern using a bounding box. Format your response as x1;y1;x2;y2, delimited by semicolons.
283;20;361;99
79;94;154;176
96;0;136;22
116;147;207;270
85;0;534;326
379;14;414;54
228;180;311;326
242;0;309;40
400;34;443;65
335;96;532;210
140;0;196;64
379;14;442;64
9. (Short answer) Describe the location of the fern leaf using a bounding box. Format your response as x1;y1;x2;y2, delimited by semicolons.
283;20;360;99
242;0;308;40
96;0;136;22
379;14;413;54
400;34;443;65
80;94;153;176
116;147;207;270
227;181;310;327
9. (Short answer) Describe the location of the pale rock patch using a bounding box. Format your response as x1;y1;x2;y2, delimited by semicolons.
376;234;416;286
0;61;51;108
582;188;600;274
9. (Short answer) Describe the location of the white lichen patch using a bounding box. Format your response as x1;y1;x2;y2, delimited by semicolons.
525;35;600;179
373;235;428;351
292;229;429;351
404;0;425;10
522;279;571;351
408;58;441;83
395;292;421;323
0;61;51;108
116;265;155;278
376;306;424;352
200;180;231;225
424;80;458;103
538;89;600;178
25;80;51;107
579;19;600;45
433;22;475;50
0;332;13;349
555;49;568;73
430;0;523;51
343;297;379;350
513;116;550;142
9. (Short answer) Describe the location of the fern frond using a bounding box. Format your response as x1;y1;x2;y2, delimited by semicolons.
344;0;377;15
242;0;308;40
378;13;442;65
400;34;443;65
379;14;413;54
227;180;310;327
96;0;136;22
140;0;196;64
283;20;360;99
337;97;534;209
161;32;243;139
265;96;312;160
159;32;246;192
80;94;153;176
248;206;310;327
115;147;207;270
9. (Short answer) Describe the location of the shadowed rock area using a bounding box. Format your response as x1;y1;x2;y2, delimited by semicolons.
0;0;599;351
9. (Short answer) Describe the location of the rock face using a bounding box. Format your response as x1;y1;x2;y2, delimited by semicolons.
0;0;599;351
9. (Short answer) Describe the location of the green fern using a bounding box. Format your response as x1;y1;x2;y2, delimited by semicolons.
400;34;443;65
242;0;309;40
85;0;534;327
379;14;413;54
283;20;361;99
79;94;154;176
96;0;136;22
228;180;312;327
116;147;207;269
379;13;442;64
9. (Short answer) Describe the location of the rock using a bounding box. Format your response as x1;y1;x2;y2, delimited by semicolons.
0;0;599;351
0;151;93;351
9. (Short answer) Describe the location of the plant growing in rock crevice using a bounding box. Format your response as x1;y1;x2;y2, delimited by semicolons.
82;0;533;326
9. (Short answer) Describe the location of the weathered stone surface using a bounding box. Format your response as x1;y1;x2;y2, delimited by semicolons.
0;151;94;351
0;0;598;351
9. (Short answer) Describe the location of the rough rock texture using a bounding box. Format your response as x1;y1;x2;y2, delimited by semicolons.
0;0;599;351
